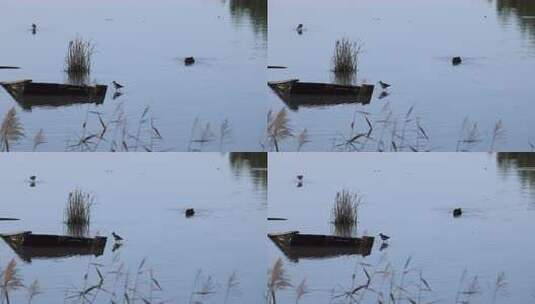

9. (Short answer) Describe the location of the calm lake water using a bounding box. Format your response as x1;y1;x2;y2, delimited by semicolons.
269;153;535;303
268;0;535;151
0;0;267;152
0;152;266;303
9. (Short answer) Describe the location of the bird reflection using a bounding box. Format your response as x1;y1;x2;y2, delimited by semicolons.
378;91;390;100
112;242;123;252
379;242;389;251
112;91;123;100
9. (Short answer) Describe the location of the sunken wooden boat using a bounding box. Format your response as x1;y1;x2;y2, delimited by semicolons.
268;79;374;110
0;80;107;111
268;231;374;262
0;231;107;263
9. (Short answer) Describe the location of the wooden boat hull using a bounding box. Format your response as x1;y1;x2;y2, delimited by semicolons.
0;231;107;263
268;231;374;262
0;80;107;111
268;79;374;110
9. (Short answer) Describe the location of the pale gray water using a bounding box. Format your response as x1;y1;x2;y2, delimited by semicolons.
0;152;266;303
0;0;267;151
268;0;535;151
269;153;535;303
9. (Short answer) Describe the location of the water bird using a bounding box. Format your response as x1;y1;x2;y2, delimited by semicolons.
184;57;195;65
296;24;303;34
30;182;36;188
112;232;123;242
112;81;124;90
30;175;36;181
379;233;390;242
297;175;303;181
297;182;303;188
452;57;462;65
185;208;195;217
31;23;37;34
378;81;391;90
453;208;462;217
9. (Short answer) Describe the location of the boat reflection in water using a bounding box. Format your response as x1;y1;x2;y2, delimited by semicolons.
268;79;374;111
0;80;107;111
268;231;374;263
0;231;107;263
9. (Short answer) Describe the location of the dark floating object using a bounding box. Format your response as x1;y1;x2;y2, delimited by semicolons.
0;218;20;221
0;66;20;70
30;175;36;181
452;56;462;65
297;175;303;181
29;182;36;187
379;233;390;242
297;182;303;188
112;232;123;242
0;231;107;263
0;80;107;111
453;208;462;217
267;65;288;69
268;231;374;262
184;57;195;65
268;79;374;110
267;217;288;221
31;23;37;35
185;208;195;217
378;80;391;90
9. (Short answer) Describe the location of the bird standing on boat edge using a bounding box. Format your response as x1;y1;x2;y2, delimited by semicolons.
379;233;390;242
112;81;124;90
378;81;391;90
112;232;123;242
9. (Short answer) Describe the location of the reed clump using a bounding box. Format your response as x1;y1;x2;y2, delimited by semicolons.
64;189;93;229
331;190;360;226
0;107;24;152
332;38;361;75
65;37;94;78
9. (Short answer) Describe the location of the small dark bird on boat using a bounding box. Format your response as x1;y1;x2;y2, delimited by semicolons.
184;57;195;65
112;81;124;90
452;57;462;65
185;208;195;217
296;24;303;34
112;232;123;242
378;81;391;90
379;233;390;242
453;208;462;217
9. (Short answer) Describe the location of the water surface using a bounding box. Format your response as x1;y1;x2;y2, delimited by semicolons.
268;0;535;151
0;0;267;151
0;152;266;303
269;152;535;303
